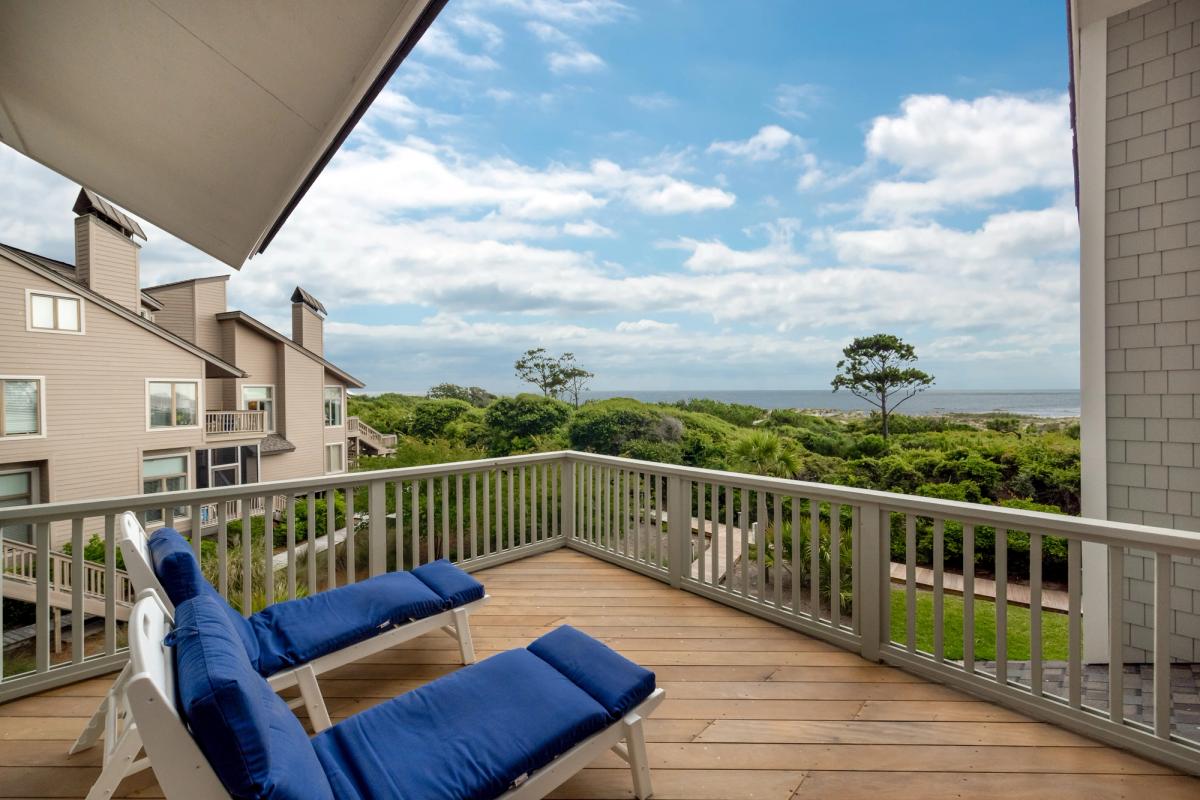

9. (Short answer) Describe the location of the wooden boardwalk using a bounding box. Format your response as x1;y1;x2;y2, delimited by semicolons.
1;549;1198;799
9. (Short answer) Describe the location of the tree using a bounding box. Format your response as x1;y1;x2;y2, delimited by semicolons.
514;348;567;397
427;383;496;407
831;334;934;439
483;394;571;454
558;352;594;409
730;431;801;478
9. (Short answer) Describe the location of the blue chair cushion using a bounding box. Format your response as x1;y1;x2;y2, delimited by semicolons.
250;572;445;676
312;649;610;800
148;528;261;669
528;625;656;719
411;559;485;608
169;593;334;800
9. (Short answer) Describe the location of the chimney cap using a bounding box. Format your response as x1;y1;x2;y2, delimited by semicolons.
74;188;147;240
291;286;327;316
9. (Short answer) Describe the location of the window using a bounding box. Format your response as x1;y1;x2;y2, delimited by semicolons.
0;378;43;437
143;453;189;524
28;290;82;333
241;385;275;432
325;442;345;474
324;386;344;427
148;381;198;428
0;468;38;543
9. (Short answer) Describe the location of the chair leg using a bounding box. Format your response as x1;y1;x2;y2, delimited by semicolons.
452;608;476;664
296;665;332;733
623;713;653;800
84;724;144;800
71;664;131;754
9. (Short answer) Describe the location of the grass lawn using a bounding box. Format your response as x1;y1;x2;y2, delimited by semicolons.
889;588;1068;661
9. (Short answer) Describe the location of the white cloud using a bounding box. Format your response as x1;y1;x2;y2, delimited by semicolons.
770;83;824;120
527;22;606;74
630;92;677;111
708;125;801;161
616;319;678;333
563;219;616;237
862;94;1073;219
367;91;459;130
480;0;630;26
417;26;500;70
671;219;806;273
485;88;516;103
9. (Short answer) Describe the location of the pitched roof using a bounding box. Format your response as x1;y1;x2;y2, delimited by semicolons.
291;286;327;315
214;310;365;388
0;243;244;379
73;188;147;240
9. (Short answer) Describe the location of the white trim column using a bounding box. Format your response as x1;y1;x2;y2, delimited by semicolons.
1076;14;1111;665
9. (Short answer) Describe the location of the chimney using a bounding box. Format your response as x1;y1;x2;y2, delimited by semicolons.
291;286;326;356
73;188;146;313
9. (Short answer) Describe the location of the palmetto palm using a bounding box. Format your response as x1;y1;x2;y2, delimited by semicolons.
731;431;801;478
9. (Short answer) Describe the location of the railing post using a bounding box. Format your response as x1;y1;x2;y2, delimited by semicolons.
667;475;686;589
858;502;883;662
368;479;385;576
561;456;575;541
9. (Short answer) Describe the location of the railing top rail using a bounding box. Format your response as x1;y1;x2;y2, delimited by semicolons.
0;451;572;524
565;451;1200;556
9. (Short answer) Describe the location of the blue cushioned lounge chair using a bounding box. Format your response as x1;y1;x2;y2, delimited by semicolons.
73;512;489;800
126;592;663;800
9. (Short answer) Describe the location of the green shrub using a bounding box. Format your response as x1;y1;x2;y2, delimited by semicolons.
410;399;473;439
484;394;571;455
568;399;678;455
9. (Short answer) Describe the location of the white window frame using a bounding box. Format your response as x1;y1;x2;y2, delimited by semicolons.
0;376;47;440
0;466;39;543
324;442;346;475
239;384;276;433
141;450;192;526
26;288;85;335
146;378;202;432
323;385;345;428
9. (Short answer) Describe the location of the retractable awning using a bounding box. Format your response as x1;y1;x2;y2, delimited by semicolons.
0;0;445;268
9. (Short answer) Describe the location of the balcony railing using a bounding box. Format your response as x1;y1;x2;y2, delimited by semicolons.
347;416;398;449
1;451;1198;774
204;409;266;437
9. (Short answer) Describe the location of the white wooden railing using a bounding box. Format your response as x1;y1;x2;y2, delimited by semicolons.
1;451;1198;773
347;416;398;449
2;540;136;619
204;409;266;437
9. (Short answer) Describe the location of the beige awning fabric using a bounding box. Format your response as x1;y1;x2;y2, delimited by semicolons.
0;0;444;269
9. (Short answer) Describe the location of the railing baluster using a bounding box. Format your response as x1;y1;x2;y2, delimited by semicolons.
482;473;491;558
36;522;49;673
712;482;721;587
530;465;539;545
469;473;479;560
104;514;116;655
963;524;975;673
494;469;503;553
264;495;276;603
1154;552;1171;739
456;473;465;561
790;496;801;612
756;489;767;604
412;479;421;566
696;482;706;585
427;477;435;563
242;497;253;615
773;494;783;608
369;480;385;576
995;529;1007;686
218;501;229;599
1108;544;1124;723
441;475;450;558
507;467;515;551
905;514;916;652
285;496;296;599
344;489;355;586
830;503;840;626
71;518;84;665
306;493;317;594
519;467;527;548
809;500;819;619
1030;532;1042;696
1068;537;1082;709
726;485;735;594
933;518;944;663
326;488;337;591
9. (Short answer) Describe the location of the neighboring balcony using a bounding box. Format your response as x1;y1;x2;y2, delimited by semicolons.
203;409;266;438
347;415;397;459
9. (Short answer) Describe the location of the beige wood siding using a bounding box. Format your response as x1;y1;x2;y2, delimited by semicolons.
193;280;227;355
322;376;348;446
291;303;323;356
74;215;140;312
0;255;206;546
144;283;195;343
262;344;324;480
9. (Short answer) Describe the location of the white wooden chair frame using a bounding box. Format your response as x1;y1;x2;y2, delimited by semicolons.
123;594;663;800
72;512;488;800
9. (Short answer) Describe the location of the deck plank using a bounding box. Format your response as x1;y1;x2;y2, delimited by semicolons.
0;548;1195;799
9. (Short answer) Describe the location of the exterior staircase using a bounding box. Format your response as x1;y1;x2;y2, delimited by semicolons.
347;416;397;463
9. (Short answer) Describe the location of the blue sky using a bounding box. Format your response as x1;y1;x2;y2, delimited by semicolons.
0;0;1079;394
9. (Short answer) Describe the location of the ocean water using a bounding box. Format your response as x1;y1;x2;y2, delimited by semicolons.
582;389;1081;418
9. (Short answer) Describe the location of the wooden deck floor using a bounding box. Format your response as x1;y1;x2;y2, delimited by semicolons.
2;549;1199;799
